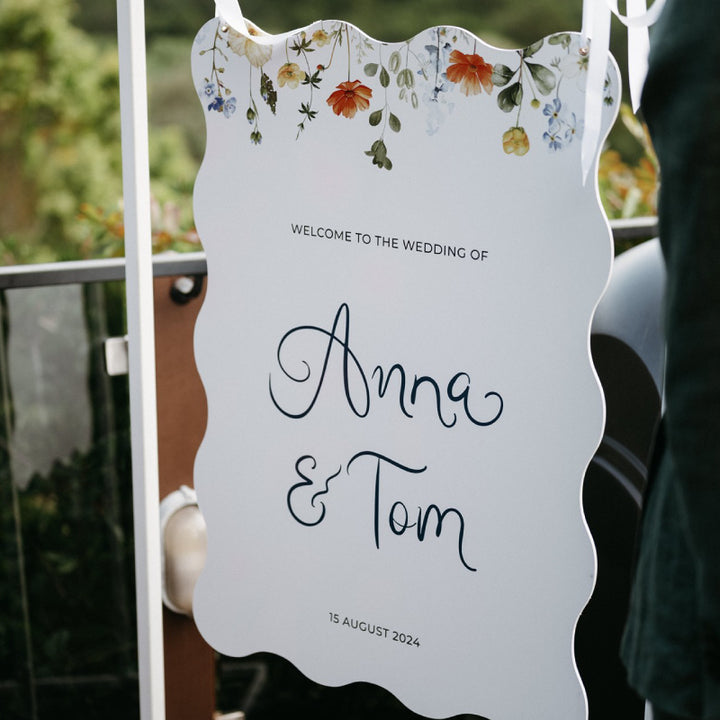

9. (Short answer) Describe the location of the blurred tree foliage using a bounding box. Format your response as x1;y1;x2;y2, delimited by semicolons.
0;0;200;264
0;0;121;262
599;103;658;220
76;0;582;46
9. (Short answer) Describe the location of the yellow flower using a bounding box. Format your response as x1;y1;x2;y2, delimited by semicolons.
226;26;272;67
502;127;530;156
312;29;331;47
277;62;306;89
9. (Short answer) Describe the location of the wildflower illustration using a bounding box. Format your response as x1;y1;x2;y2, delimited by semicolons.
446;50;493;96
327;80;373;118
325;24;373;122
362;45;407;170
502;127;530;156
311;29;331;48
277;62;306;89
414;28;456;135
196;20;615;167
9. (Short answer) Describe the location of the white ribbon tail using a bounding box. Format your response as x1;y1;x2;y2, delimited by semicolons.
627;0;649;112
580;0;666;183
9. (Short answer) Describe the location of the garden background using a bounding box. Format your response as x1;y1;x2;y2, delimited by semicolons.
0;1;658;719
1;0;657;266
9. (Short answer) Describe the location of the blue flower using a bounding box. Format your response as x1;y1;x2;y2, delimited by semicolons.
543;97;564;131
424;41;452;67
543;129;564;152
223;96;237;118
417;35;453;82
203;82;216;97
208;95;224;112
564;112;579;143
431;78;451;101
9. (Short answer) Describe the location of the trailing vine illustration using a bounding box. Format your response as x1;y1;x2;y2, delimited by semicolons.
195;20;616;168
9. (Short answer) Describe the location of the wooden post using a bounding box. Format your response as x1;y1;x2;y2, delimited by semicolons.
153;275;215;720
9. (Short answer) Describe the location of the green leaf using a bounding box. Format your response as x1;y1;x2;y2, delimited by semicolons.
382;157;392;170
369;109;383;126
260;72;277;114
491;63;516;87
388;113;401;132
291;37;313;54
299;102;317;121
549;33;571;49
389;51;401;73
403;68;415;88
379;66;390;88
523;39;544;57
364;62;379;77
497;82;523;112
303;70;322;89
526;62;556;95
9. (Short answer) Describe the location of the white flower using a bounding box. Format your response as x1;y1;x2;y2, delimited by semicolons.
558;39;588;89
226;26;272;67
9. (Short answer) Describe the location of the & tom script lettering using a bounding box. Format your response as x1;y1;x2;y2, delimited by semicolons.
268;303;505;573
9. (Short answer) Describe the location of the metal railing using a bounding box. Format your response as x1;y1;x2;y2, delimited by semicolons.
0;252;207;290
0;217;658;290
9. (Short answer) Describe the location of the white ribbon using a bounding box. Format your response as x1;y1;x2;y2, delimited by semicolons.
581;0;666;181
214;0;246;34
213;0;295;44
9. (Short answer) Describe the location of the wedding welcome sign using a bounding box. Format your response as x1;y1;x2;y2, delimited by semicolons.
191;12;619;719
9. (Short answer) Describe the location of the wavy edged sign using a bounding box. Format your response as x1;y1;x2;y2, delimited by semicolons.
191;15;618;720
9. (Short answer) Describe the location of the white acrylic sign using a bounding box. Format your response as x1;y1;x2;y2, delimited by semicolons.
191;16;618;720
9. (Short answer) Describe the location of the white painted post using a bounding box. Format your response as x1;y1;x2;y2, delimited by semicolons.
116;2;166;720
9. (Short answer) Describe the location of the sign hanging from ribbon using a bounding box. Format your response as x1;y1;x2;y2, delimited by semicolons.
191;6;619;718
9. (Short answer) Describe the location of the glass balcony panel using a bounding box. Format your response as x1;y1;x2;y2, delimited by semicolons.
0;281;139;720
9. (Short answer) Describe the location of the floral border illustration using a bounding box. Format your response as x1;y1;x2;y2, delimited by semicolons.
195;20;615;170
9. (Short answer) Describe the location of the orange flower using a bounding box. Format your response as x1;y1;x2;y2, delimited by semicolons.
326;80;373;118
446;50;493;96
502;127;529;156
